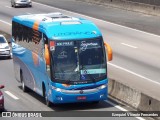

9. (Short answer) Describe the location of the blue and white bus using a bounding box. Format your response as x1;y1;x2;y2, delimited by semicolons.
12;13;112;106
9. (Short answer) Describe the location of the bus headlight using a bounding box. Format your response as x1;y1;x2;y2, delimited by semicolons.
98;84;107;90
56;88;62;92
51;86;62;92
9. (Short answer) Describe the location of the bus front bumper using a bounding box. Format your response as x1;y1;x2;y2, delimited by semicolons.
49;85;107;104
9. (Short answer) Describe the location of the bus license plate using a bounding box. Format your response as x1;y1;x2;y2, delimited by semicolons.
77;96;86;100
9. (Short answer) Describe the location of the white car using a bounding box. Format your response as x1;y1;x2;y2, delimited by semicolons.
11;0;32;8
0;35;12;59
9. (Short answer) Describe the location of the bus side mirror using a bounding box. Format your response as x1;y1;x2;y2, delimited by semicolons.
45;44;50;65
104;42;112;61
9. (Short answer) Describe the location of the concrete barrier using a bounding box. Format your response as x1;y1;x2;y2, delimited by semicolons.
109;79;160;119
77;0;160;16
108;79;141;108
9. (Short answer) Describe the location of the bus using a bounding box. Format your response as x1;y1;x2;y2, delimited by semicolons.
11;12;112;106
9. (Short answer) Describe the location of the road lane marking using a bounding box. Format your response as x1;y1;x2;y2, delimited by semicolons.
26;12;32;14
0;20;11;26
33;1;160;38
108;63;160;85
106;100;145;120
4;91;19;100
121;43;137;48
5;5;12;8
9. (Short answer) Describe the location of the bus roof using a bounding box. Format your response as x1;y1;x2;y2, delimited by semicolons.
12;12;102;40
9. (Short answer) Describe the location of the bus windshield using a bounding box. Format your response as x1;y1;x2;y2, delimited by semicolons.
51;37;107;84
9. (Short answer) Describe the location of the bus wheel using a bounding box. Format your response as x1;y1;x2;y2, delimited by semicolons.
20;71;27;92
44;87;52;107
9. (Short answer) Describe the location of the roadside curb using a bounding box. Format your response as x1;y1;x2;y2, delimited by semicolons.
109;79;160;119
77;0;160;16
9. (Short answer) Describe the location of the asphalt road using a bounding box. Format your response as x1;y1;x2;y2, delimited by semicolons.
0;0;159;120
33;0;160;36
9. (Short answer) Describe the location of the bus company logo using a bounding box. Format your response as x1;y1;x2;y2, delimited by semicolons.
58;51;67;59
80;41;98;51
56;41;73;46
79;90;84;94
53;31;94;37
2;112;12;117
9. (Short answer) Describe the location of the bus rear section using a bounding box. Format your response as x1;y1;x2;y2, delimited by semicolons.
12;12;112;105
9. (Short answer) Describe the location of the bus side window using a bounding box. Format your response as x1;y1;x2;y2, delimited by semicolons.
18;24;23;41
43;34;48;60
15;22;20;42
43;34;50;76
12;21;20;42
43;34;48;45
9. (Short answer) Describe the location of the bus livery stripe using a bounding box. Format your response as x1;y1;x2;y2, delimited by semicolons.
33;21;40;30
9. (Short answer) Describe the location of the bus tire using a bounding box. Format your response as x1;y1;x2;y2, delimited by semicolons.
45;92;52;107
43;84;52;107
20;71;28;92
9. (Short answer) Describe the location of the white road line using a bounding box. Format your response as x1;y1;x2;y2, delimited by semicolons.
4;91;19;100
33;1;160;38
106;100;145;120
5;6;12;9
26;12;32;14
0;20;11;26
108;63;160;85
121;43;137;48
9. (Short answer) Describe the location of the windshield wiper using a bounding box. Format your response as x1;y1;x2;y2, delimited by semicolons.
54;77;71;84
65;79;71;84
